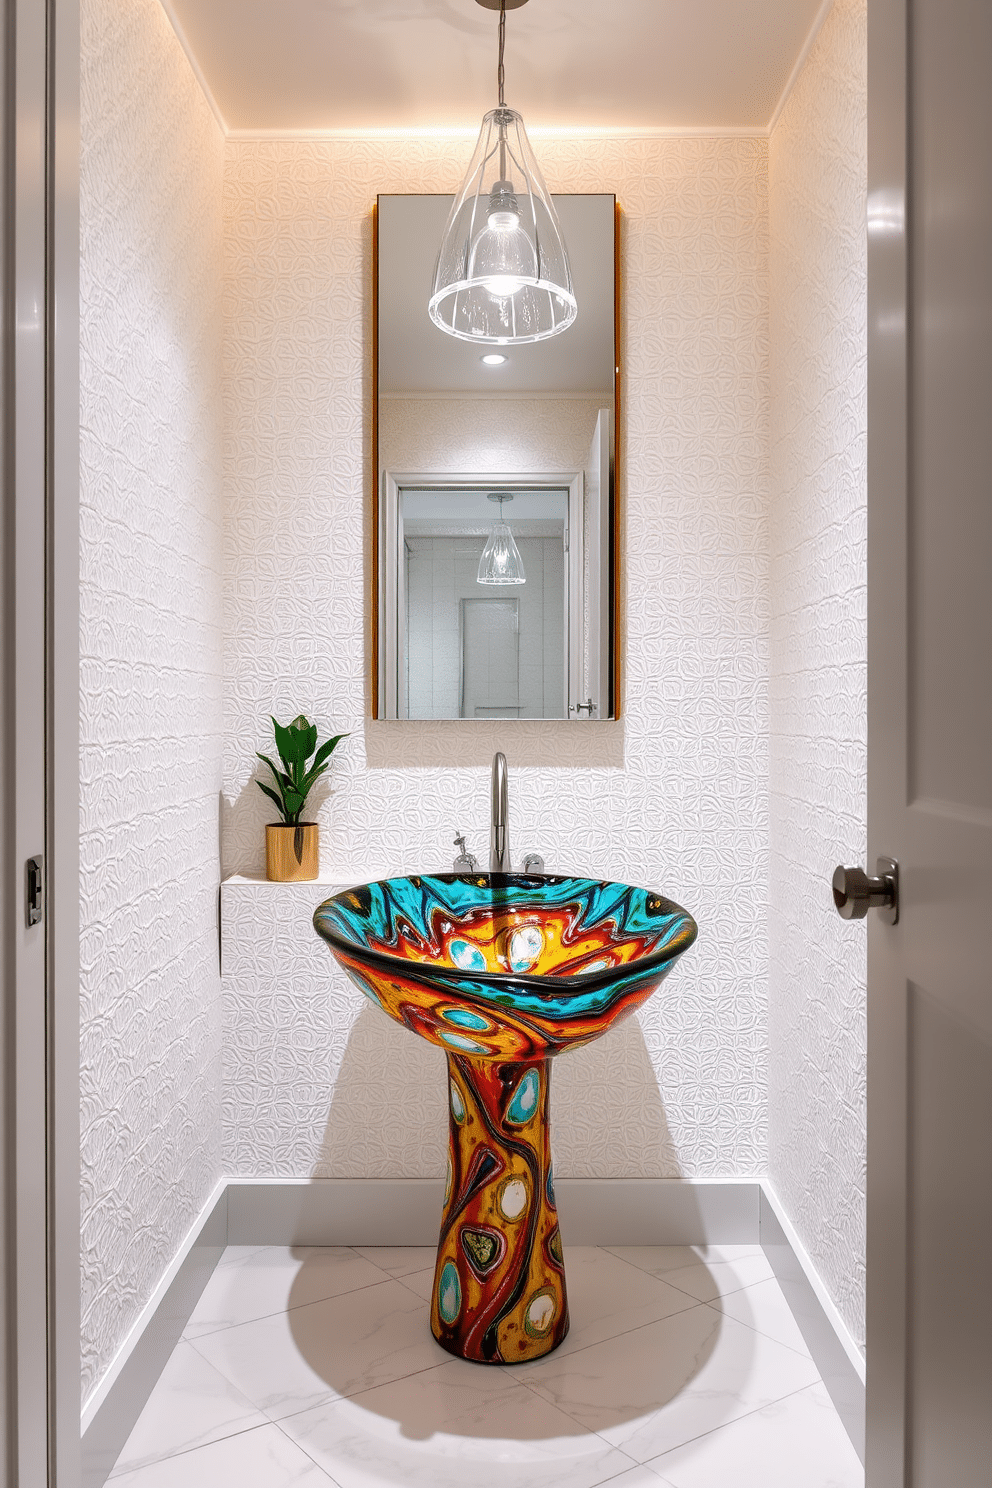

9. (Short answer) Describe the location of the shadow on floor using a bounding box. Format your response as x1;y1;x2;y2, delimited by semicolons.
283;1243;733;1441
292;990;731;1441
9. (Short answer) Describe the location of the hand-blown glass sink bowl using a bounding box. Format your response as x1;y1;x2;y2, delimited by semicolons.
313;873;697;1365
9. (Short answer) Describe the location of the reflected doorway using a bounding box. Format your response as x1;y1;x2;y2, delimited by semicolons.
395;480;574;721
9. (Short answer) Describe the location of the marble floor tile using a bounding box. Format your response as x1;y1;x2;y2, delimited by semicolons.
109;1422;336;1488
707;1276;813;1356
606;1245;774;1304
108;1246;858;1488
646;1382;864;1487
397;1266;434;1303
590;1470;671;1488
215;1244;271;1267
109;1340;267;1478
605;1245;766;1276
276;1357;638;1488
353;1245;438;1278
517;1247;699;1364
519;1302;820;1462
183;1246;387;1339
191;1277;448;1421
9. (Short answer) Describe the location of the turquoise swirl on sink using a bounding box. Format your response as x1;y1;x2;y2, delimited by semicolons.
313;873;697;1059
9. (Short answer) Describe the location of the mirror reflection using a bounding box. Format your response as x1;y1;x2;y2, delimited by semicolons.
398;481;572;721
375;193;618;721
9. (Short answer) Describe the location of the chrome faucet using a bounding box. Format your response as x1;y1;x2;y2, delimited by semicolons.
490;751;511;873
447;754;544;875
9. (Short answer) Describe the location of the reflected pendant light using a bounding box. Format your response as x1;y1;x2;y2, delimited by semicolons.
429;0;576;345
478;494;527;584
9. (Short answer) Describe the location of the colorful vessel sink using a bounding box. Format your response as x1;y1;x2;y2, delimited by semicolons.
313;872;697;1365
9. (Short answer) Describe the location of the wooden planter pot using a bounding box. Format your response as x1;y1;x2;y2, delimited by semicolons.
265;822;319;882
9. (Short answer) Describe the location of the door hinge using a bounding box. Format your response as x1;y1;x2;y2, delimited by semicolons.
26;856;44;926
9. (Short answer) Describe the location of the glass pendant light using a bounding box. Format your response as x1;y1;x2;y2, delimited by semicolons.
478;494;527;585
429;0;576;345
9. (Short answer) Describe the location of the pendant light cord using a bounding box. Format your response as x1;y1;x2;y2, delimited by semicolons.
497;0;506;106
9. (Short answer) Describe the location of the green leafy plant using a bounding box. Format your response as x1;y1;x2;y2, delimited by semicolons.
256;714;348;826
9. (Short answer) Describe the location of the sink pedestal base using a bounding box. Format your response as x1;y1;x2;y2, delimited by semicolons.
431;1053;569;1364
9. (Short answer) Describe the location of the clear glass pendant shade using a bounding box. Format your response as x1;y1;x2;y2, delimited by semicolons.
477;499;526;585
430;107;576;345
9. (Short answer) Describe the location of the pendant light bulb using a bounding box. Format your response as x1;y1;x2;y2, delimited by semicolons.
478;494;526;585
429;2;576;344
469;187;538;300
487;181;520;231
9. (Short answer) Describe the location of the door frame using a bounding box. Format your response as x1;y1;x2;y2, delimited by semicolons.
379;469;583;721
3;0;80;1482
49;0;81;1481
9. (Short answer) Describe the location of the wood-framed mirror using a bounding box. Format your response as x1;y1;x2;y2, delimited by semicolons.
372;193;620;722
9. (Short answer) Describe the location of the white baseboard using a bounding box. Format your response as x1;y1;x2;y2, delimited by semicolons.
558;1176;760;1245
223;1175;761;1247
225;1177;447;1246
759;1183;866;1381
80;1183;228;1488
80;1176;865;1484
759;1184;866;1464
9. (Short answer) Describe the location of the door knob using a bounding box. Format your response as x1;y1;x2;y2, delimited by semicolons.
832;857;899;926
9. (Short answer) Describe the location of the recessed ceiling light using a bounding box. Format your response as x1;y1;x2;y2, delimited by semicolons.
481;353;508;366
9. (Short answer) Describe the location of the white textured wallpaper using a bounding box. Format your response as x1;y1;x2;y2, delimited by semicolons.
767;0;868;1347
79;0;225;1406
222;137;770;1182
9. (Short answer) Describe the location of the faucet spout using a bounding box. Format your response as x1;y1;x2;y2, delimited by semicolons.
490;751;511;873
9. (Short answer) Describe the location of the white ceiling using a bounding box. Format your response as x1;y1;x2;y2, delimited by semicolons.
163;0;830;134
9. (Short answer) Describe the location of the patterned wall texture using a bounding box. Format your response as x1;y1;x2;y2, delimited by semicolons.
79;0;225;1406
767;0;868;1347
222;136;770;1182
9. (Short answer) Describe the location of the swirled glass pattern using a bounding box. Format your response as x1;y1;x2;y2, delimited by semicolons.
313;873;698;1061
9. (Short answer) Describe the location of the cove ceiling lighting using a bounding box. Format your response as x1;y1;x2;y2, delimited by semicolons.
429;0;576;346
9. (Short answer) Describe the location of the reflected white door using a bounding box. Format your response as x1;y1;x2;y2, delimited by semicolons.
866;0;992;1482
460;599;521;719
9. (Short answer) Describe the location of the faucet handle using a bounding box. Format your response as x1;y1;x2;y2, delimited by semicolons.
452;832;479;873
521;853;545;874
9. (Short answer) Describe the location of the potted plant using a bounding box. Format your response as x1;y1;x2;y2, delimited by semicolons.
257;714;347;882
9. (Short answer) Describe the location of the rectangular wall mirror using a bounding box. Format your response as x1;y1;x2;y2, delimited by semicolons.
373;193;619;722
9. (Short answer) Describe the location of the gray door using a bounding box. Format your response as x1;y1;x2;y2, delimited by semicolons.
865;0;992;1482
